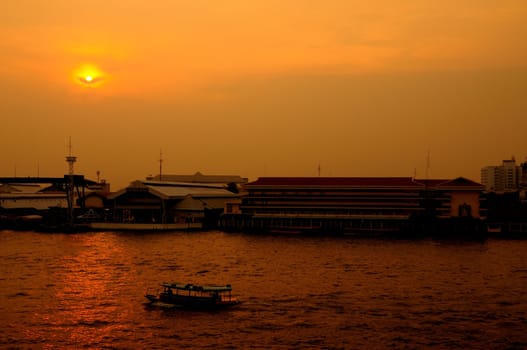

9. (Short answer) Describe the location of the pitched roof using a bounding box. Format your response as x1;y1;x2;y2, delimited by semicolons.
413;179;450;187
148;185;238;199
175;197;230;210
436;177;484;188
148;172;248;184
108;180;239;200
0;183;45;193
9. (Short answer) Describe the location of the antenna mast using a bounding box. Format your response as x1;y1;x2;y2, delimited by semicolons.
65;137;77;224
66;137;77;176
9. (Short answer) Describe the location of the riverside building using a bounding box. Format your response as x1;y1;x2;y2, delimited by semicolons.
89;180;241;231
221;176;485;237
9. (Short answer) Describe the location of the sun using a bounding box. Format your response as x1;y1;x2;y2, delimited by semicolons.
74;64;105;87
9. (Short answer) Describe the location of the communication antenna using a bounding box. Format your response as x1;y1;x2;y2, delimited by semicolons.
66;137;77;176
318;164;321;177
65;137;77;224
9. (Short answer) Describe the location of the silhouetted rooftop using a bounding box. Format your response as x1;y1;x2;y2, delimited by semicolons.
248;176;483;189
247;177;422;187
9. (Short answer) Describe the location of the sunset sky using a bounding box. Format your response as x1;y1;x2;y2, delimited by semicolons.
1;0;526;189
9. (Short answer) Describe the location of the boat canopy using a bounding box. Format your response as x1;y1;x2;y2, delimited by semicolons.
161;282;232;292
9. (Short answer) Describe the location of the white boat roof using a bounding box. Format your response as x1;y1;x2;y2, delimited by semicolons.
162;282;233;292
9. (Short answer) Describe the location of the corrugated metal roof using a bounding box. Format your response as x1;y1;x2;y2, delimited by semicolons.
148;172;248;184
175;197;204;210
200;198;234;209
0;183;47;193
173;197;230;210
108;181;239;200
149;185;239;199
144;181;225;189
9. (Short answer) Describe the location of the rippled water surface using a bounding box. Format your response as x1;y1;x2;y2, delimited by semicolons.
1;230;527;349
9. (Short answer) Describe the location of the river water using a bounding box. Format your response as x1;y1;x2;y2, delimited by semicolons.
1;230;526;349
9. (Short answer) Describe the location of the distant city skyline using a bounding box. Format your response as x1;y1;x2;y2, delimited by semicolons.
4;152;527;190
2;143;527;191
1;1;526;189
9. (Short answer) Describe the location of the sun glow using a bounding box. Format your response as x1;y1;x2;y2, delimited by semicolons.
74;64;105;87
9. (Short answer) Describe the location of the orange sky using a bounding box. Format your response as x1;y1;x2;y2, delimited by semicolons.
1;0;526;189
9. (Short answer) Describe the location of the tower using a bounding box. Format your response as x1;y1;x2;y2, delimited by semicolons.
65;138;77;223
66;139;77;176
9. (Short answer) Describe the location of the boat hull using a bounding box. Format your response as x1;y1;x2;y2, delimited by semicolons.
145;293;240;309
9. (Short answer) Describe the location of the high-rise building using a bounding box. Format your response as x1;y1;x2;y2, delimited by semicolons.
481;158;523;192
521;161;527;188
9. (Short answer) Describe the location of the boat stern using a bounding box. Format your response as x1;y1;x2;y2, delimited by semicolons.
144;293;158;303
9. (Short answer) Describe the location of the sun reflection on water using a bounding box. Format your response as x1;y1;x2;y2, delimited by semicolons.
31;234;136;346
